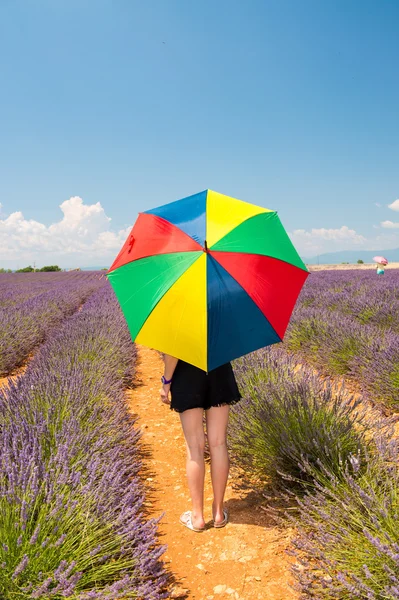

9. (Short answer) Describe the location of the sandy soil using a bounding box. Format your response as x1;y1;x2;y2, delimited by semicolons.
0;364;28;389
126;345;298;600
308;262;399;271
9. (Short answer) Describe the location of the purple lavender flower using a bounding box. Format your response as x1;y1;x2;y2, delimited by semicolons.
12;554;29;579
29;525;41;545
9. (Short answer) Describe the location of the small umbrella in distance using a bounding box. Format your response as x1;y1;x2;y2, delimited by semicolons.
373;256;388;266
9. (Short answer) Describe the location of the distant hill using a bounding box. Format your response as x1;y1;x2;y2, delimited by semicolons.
303;248;399;265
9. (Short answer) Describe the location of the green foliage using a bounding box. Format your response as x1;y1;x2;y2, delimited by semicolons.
13;265;62;272
357;259;364;264
39;265;62;272
0;268;12;273
0;482;125;598
326;336;364;375
285;317;325;355
357;306;379;323
16;266;34;272
389;364;399;390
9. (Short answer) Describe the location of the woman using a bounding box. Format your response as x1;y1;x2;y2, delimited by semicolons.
160;354;242;532
376;263;385;275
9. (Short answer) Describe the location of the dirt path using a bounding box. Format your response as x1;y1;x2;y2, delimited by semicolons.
0;363;28;389
126;345;298;600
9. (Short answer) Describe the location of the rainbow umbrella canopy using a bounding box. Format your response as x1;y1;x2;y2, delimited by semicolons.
107;190;309;371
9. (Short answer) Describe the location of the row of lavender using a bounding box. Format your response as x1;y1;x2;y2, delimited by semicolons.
284;269;399;408
0;272;106;376
298;269;399;331
0;284;167;599
0;272;97;305
230;348;399;599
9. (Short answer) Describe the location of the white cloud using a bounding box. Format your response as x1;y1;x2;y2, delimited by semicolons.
0;197;132;269
290;223;399;257
298;226;366;243
388;199;399;211
290;225;367;255
381;220;399;229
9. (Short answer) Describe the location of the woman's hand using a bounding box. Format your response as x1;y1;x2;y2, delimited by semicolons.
160;383;171;406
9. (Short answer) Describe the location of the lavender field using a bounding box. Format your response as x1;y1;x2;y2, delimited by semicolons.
285;268;399;408
1;269;399;599
0;272;106;376
0;275;167;599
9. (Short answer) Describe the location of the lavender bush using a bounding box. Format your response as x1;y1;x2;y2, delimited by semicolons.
230;344;399;599
229;348;369;493
285;269;399;407
0;272;105;376
287;434;399;599
0;285;168;599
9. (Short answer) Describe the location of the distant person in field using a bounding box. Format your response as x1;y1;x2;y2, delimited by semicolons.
160;355;242;532
376;263;385;275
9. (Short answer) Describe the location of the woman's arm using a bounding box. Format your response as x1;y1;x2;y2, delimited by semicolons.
160;354;178;405
163;354;178;381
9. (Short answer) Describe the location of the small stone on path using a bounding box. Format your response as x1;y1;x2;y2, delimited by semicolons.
238;555;253;563
213;584;227;594
170;585;189;598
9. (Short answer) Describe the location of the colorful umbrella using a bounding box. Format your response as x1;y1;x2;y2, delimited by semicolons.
373;256;388;265
107;190;309;371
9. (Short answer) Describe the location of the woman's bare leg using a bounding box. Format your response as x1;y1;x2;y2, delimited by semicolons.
179;407;206;529
205;405;230;524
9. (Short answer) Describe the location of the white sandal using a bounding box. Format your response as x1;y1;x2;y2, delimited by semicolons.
179;510;205;532
212;508;229;528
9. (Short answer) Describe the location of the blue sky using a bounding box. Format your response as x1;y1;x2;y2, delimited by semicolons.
1;0;398;268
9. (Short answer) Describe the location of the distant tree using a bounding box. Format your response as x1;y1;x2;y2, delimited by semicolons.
341;262;349;265
0;268;12;273
357;259;364;264
101;267;108;270
39;265;61;272
16;266;34;272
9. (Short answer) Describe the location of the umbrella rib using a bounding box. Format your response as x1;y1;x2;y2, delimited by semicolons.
211;248;309;272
